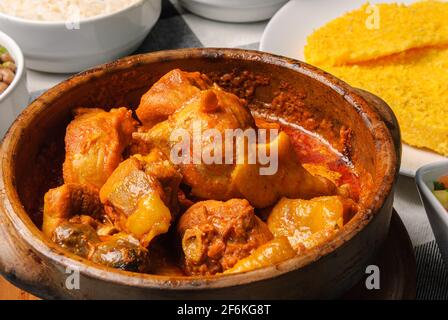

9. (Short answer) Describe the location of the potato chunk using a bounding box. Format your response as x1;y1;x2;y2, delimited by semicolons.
267;196;354;251
125;193;172;247
225;236;296;274
100;149;182;246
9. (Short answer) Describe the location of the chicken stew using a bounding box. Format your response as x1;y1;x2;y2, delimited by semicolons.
39;69;362;276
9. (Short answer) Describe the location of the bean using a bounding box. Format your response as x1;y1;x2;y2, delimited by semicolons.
0;82;8;94
0;68;14;84
2;61;16;72
0;53;13;63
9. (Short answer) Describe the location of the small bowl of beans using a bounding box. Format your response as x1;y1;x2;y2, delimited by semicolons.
0;45;17;95
0;30;28;138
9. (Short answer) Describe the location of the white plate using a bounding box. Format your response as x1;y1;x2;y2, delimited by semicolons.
260;0;444;177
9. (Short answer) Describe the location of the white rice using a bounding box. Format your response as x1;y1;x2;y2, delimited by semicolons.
0;0;142;21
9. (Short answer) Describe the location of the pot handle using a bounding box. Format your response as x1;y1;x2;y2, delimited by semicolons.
354;88;402;169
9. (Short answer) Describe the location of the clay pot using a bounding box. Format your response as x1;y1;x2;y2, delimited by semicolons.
0;48;400;299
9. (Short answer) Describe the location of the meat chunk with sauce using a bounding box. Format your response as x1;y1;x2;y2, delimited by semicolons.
177;199;273;275
134;83;336;208
134;87;256;201
63;108;137;190
43;183;150;271
42;183;103;238
100;149;182;247
136;69;211;128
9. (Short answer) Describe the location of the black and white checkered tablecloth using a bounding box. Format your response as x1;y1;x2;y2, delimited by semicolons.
30;0;448;300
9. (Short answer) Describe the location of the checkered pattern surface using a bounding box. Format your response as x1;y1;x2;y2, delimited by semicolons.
136;0;264;52
30;0;447;300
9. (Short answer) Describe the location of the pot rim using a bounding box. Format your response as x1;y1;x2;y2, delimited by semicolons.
0;48;398;290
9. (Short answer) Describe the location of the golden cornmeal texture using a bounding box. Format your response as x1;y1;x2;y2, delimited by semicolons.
305;1;448;155
323;47;448;155
305;1;448;66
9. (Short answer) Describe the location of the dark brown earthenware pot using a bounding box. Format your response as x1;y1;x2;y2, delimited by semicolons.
0;48;400;299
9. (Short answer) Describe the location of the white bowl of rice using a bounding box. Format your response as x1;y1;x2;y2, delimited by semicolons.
0;0;161;73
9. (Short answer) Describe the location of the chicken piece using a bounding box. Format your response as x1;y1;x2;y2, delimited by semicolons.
134;87;256;200
134;86;335;207
136;69;211;127
267;196;356;251
63;108;137;190
225;236;296;274
90;233;150;273
100;149;182;247
42;183;103;238
232;132;337;208
177;199;273;275
140;150;183;214
127;126;154;156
